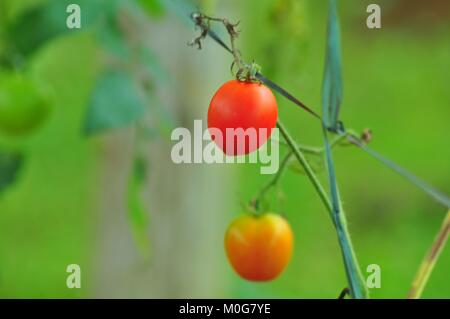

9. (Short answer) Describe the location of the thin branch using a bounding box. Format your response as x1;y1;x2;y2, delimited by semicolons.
277;121;333;216
189;12;367;299
255;150;293;210
408;209;450;299
274;133;348;154
254;133;349;210
278;120;368;298
188;10;448;299
346;131;450;208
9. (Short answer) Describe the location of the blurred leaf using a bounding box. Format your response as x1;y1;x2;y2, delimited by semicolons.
127;155;151;260
137;0;166;17
198;0;217;14
95;0;134;60
84;70;147;135
164;0;196;26
6;2;67;57
3;0;47;23
270;0;307;34
97;16;131;60
138;46;175;137
139;46;169;84
5;0;108;57
0;151;23;194
140;93;176;139
322;0;343;131
0;1;8;26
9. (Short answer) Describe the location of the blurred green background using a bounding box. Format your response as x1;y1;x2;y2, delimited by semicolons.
0;0;449;298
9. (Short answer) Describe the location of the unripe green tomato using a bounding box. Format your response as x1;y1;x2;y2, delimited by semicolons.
0;72;52;136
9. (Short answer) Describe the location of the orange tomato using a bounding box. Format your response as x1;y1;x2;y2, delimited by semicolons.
224;213;294;281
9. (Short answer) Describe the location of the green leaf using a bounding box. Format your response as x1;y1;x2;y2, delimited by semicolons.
6;2;67;56
127;155;151;259
321;0;368;299
322;0;343;131
141;93;176;139
96;0;135;60
138;46;175;137
165;0;196;26
137;0;166;17
5;0;106;57
84;70;147;135
0;150;23;195
97;18;130;60
139;46;169;84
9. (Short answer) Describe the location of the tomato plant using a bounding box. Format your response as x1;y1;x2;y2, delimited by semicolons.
225;213;293;281
0;72;51;136
191;10;450;298
208;80;278;156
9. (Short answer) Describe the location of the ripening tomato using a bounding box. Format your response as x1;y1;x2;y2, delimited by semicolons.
224;213;293;281
0;72;51;136
208;80;278;156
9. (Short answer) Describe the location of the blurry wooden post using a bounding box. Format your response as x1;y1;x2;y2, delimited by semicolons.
90;15;234;297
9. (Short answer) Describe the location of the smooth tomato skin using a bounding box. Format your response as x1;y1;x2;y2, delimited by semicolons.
225;213;294;281
208;80;278;156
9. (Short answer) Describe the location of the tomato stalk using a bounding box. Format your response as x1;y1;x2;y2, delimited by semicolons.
189;9;450;298
273;133;349;156
189;10;450;209
254;150;293;212
277;122;333;215
255;133;350;209
190;12;368;298
278;120;368;298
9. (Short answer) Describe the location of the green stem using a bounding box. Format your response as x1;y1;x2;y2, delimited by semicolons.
274;133;348;154
189;11;368;299
334;208;368;298
408;209;450;299
277;121;332;217
322;127;368;299
277;120;368;298
255;150;293;211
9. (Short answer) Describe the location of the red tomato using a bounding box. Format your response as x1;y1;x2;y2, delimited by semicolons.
208;80;278;156
224;213;293;281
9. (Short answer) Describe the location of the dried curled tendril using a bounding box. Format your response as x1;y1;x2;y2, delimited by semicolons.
188;12;261;83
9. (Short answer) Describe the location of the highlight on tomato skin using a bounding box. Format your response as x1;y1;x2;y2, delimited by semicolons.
208;80;278;156
224;213;294;282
